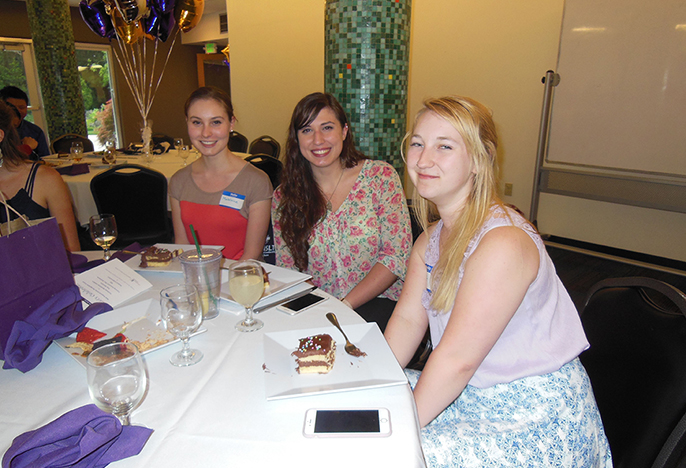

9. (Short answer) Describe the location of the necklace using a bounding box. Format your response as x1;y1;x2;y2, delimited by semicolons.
325;168;345;213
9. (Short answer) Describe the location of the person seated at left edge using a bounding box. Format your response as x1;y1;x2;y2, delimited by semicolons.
0;86;50;160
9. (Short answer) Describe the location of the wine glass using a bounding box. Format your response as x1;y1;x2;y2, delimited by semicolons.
229;260;265;332
143;149;153;166
178;145;190;166
103;139;117;166
174;137;184;150
89;214;117;260
70;141;84;163
160;284;204;366
86;342;147;426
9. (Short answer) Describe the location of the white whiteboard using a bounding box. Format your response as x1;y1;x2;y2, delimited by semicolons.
546;0;686;177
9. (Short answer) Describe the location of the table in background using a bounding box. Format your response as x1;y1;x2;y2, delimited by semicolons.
50;150;249;225
0;253;426;467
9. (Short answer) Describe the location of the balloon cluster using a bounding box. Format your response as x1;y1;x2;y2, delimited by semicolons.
79;0;205;44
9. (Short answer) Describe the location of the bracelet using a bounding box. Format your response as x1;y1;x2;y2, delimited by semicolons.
341;298;352;309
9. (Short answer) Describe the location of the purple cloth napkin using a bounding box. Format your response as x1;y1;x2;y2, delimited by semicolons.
57;163;90;176
2;404;153;468
71;243;143;274
2;285;112;372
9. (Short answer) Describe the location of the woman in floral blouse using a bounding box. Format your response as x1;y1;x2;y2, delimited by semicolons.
272;92;412;331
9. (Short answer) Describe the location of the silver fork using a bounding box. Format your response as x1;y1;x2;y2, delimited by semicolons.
326;312;367;357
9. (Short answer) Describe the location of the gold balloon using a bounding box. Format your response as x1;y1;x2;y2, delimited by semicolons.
112;9;144;45
175;0;204;33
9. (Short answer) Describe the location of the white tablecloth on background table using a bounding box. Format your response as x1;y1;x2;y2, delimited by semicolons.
50;150;250;225
0;252;426;467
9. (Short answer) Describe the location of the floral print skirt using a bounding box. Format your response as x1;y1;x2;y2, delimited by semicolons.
406;358;612;467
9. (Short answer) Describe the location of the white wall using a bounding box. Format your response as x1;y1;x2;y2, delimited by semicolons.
226;0;325;152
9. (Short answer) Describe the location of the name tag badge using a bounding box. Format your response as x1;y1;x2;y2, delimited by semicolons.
219;191;245;210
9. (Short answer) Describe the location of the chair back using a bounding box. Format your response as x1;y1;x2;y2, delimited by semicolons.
229;131;249;153
245;153;283;189
248;135;280;159
51;134;94;154
89;164;172;247
579;277;686;468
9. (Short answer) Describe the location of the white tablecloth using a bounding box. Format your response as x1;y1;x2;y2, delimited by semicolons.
0;253;426;467
52;150;249;225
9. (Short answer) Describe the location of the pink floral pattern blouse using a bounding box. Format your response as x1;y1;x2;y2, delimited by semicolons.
272;159;412;301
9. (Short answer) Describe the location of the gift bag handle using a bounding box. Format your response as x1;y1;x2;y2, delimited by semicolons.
0;190;31;235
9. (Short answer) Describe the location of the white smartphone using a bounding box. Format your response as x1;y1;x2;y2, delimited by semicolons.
276;291;328;315
303;408;392;438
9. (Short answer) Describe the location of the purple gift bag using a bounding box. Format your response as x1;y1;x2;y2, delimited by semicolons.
0;219;111;372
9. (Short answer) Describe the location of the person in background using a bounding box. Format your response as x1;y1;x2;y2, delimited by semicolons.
272;92;412;332
0;86;50;159
5;102;34;157
0;101;80;251
169;86;272;260
384;96;611;466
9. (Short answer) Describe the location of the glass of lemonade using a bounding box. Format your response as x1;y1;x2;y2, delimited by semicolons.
229;260;265;332
89;214;117;260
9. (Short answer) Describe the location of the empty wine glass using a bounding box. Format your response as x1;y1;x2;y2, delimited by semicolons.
178;145;190;166
143;149;153;166
86;342;147;426
70;141;84;162
174;137;183;150
89;214;117;260
229;260;265;332
160;284;204;366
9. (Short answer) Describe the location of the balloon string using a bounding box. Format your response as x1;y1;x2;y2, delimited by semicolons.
115;38;143;111
112;39;145;114
148;28;180;116
111;27;181;133
145;34;160;116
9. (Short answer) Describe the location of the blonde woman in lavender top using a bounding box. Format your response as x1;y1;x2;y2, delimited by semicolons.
384;96;612;467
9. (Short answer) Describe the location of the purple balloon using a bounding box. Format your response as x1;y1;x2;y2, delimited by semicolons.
79;0;116;39
153;0;176;14
144;7;175;42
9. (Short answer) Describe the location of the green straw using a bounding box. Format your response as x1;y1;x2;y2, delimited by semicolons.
189;224;215;311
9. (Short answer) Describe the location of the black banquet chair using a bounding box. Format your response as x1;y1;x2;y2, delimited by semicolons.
579;277;686;468
248;135;280;159
245;153;283;189
51;134;94;154
90;164;173;248
229;131;249;153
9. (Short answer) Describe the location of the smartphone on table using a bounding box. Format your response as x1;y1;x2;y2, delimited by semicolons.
303;408;392;438
276;291;328;315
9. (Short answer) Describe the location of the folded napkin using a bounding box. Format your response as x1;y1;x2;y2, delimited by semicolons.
2;404;153;468
1;285;111;372
57;164;90;176
71;243;143;274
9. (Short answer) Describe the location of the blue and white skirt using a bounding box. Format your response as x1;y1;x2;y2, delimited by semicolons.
406;358;612;467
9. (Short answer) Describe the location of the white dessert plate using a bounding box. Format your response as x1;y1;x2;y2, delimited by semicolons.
124;243;225;273
262;323;407;400
220;261;311;307
55;298;207;368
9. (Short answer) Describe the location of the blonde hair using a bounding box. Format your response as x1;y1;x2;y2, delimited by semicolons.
404;96;502;313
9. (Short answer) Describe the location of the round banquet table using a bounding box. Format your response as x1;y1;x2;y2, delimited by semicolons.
48;150;250;226
0;252;426;467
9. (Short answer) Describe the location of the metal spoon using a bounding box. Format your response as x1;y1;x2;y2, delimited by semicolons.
326;312;367;357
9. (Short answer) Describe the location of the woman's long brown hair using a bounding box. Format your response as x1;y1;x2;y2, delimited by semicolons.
276;92;366;271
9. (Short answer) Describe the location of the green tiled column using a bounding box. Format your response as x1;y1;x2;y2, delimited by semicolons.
325;0;411;173
25;0;87;141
